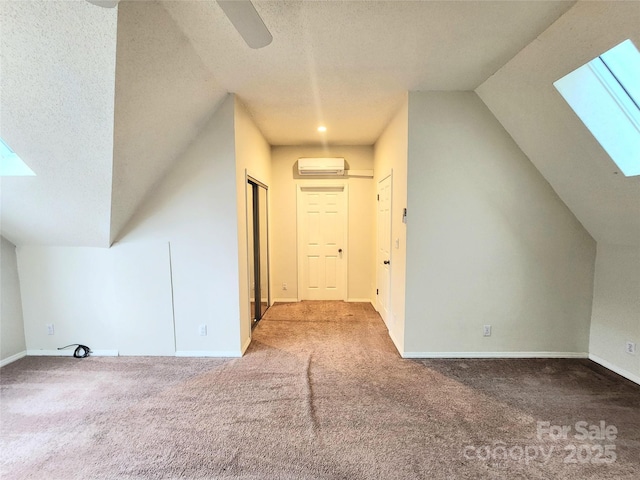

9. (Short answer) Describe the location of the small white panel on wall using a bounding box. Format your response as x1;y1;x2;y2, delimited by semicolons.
112;242;175;355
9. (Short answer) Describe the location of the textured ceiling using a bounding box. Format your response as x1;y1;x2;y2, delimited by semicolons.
161;0;575;145
477;1;640;247
110;0;227;243
0;0;117;247
2;0;577;247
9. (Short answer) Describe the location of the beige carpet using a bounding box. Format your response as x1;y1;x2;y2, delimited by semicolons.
261;300;380;322
1;301;639;479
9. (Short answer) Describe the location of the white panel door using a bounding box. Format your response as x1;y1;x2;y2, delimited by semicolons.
377;175;392;326
297;186;348;300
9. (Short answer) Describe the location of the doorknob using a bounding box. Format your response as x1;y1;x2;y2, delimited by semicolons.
338;248;343;253
384;260;390;265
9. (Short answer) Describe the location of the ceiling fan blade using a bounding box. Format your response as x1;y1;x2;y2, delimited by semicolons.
217;0;273;49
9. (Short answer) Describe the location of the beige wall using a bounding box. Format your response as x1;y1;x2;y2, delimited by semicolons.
271;145;375;302
110;0;227;244
116;94;241;355
373;95;409;353
404;91;596;356
234;98;271;351
1;236;26;364
16;96;274;358
18;95;246;357
589;244;640;383
18;245;118;356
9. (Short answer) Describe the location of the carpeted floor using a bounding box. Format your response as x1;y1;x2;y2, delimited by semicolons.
261;300;380;322
1;301;639;479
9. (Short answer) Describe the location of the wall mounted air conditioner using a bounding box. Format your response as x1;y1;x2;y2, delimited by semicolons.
297;157;345;176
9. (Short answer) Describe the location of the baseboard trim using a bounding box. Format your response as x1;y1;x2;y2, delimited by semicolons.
241;336;252;355
588;354;640;385
175;350;242;358
26;349;119;357
402;351;589;359
0;350;27;367
272;298;373;304
387;329;403;356
346;298;373;303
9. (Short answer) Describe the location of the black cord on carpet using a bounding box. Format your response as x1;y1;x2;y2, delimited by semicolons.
57;344;92;358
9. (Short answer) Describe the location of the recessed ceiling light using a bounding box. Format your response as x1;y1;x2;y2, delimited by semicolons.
317;126;327;132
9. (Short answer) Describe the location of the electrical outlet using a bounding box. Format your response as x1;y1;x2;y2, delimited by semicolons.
46;324;54;335
199;324;207;336
282;282;288;291
483;325;492;337
626;341;636;355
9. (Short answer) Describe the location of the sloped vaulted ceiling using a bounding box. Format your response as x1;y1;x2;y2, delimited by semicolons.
0;1;117;247
477;1;640;246
110;0;227;243
0;0;227;246
2;0;578;246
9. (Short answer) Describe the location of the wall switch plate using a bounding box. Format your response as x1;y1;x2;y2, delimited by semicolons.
46;324;54;335
626;341;636;355
199;324;207;336
483;325;492;337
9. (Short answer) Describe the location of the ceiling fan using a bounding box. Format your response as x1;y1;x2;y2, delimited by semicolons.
86;0;272;49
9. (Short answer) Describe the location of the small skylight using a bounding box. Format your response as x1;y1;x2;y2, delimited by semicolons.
0;138;35;176
554;39;640;177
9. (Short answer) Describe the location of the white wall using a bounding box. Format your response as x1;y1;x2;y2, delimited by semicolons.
1;237;26;364
18;245;117;356
373;96;409;353
404;91;596;357
234;98;271;351
112;242;175;356
110;0;228;243
476;1;640;248
270;145;375;303
18;95;246;357
589;244;640;383
17;242;177;357
116;94;241;356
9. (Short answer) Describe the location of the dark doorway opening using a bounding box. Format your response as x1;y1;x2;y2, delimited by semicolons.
248;178;269;325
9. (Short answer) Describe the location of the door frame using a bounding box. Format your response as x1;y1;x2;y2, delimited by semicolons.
376;172;393;327
296;183;349;302
246;174;270;331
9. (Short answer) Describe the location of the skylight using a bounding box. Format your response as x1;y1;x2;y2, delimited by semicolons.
0;138;35;176
554;39;640;177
